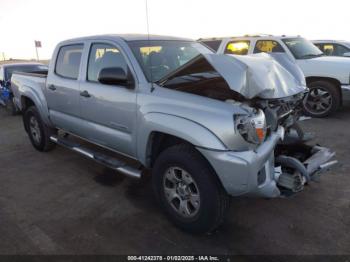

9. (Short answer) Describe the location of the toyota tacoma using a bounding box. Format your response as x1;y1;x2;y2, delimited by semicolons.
11;35;336;233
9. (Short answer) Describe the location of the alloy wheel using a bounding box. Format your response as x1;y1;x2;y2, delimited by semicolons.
163;167;200;218
29;116;41;144
304;87;333;115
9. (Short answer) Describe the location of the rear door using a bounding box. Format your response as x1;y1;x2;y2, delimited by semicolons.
78;42;138;157
46;44;84;134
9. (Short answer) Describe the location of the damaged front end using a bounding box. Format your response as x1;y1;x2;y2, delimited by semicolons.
241;55;338;196
158;51;337;197
274;143;337;196
249;90;338;196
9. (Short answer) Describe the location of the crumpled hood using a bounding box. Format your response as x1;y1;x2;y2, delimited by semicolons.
203;53;307;99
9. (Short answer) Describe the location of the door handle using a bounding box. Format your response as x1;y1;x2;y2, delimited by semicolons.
48;85;56;91
80;90;91;98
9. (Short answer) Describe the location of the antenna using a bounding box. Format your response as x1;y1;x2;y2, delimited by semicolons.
145;0;155;91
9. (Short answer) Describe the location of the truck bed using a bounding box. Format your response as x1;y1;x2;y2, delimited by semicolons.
12;70;48;78
11;72;47;111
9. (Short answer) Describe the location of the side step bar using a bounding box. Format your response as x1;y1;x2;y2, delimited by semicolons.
50;136;142;179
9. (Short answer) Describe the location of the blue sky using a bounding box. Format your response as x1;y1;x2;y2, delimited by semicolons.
0;0;348;59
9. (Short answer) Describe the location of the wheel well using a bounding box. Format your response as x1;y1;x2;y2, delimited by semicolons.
21;96;35;112
306;76;342;102
147;132;191;168
21;97;35;132
146;132;227;193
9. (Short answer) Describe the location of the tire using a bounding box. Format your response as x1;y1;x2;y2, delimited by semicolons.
152;144;230;234
303;80;341;118
23;106;56;152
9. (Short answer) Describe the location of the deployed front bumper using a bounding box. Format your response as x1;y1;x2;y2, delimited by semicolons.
197;126;337;198
197;126;285;198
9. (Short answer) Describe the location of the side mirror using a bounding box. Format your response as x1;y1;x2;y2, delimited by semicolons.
98;67;134;88
343;52;350;57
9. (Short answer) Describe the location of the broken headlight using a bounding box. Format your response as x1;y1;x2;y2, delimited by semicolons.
235;109;267;144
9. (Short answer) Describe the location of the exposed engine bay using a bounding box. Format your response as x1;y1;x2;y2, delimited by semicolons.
158;53;305;131
158;53;337;196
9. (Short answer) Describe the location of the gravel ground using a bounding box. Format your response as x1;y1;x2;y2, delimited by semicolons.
0;102;349;255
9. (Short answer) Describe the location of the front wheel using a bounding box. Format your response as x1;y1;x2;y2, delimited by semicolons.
23;106;56;152
303;81;340;118
152;144;230;234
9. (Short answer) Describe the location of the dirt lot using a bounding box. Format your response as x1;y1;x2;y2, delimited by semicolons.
0;103;349;255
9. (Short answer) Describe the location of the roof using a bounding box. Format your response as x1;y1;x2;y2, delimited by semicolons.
312;40;349;43
199;35;302;41
59;34;192;44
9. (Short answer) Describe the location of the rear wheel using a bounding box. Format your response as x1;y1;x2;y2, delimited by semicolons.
24;106;56;152
303;81;340;117
152;144;230;234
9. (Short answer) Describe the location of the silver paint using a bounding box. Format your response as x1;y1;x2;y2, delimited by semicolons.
12;35;306;198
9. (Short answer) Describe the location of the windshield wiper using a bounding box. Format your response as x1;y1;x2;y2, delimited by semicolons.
299;53;323;59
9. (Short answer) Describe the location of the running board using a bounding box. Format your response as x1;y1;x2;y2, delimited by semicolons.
50;136;142;179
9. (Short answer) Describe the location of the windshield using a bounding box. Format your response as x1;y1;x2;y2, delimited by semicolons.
128;40;213;82
283;38;323;59
5;64;48;81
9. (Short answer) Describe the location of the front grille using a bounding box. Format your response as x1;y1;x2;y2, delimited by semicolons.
260;93;304;131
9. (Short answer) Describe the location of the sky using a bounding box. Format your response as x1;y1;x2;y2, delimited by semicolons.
0;0;349;60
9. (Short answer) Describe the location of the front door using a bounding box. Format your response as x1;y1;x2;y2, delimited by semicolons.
79;42;137;157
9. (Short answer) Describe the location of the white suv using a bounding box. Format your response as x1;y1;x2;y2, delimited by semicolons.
199;35;350;117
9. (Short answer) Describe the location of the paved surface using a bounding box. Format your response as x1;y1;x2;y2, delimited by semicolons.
0;103;349;255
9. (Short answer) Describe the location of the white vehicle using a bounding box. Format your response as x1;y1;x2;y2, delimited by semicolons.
312;40;350;57
199;35;350;117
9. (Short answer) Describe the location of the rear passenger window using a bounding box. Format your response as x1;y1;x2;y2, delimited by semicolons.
254;40;285;53
201;40;222;52
87;43;128;82
314;43;323;51
225;41;250;55
55;44;83;79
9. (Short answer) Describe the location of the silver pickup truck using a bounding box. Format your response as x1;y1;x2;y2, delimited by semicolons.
11;34;336;233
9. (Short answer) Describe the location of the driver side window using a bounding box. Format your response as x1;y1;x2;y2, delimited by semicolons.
87;43;128;82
